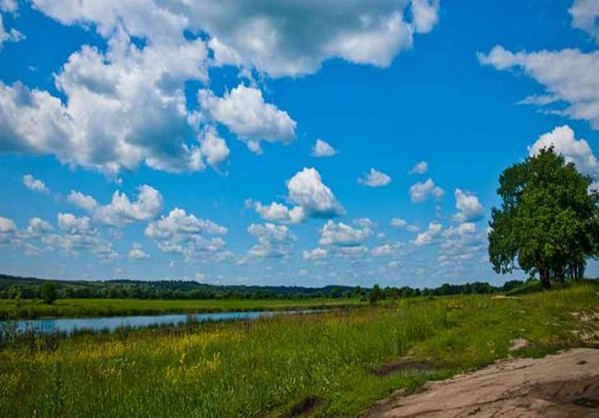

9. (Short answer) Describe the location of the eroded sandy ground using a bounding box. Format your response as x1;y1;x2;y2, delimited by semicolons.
364;348;599;417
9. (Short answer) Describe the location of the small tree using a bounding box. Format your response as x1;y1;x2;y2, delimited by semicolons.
489;147;599;289
369;284;383;305
42;281;58;305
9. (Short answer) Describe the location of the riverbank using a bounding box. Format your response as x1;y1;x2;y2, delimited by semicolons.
0;297;362;319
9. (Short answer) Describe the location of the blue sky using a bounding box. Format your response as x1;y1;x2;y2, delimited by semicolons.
1;0;598;287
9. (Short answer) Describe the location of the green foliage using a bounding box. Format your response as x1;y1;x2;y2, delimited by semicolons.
369;284;383;304
489;147;599;288
1;283;598;417
41;281;58;305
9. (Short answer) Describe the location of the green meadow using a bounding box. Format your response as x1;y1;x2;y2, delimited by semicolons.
1;283;598;417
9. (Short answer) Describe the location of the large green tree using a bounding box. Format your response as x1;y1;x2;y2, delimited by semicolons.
489;147;599;289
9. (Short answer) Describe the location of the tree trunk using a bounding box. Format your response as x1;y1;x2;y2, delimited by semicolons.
539;268;551;289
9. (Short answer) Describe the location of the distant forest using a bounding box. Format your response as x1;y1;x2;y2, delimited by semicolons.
0;274;548;300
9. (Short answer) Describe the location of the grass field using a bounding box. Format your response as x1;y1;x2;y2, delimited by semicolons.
0;297;364;320
1;283;598;417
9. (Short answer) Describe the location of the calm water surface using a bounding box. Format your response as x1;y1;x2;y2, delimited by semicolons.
2;310;289;334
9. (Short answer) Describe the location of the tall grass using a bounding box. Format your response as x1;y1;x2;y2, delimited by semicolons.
1;283;598;417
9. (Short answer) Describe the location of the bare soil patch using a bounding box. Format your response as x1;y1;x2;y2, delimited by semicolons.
363;348;599;417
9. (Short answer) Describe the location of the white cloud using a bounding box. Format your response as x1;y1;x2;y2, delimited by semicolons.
569;0;599;43
439;222;484;266
198;126;229;168
199;85;296;153
22;174;49;194
67;191;99;212
287;168;344;218
145;208;227;259
409;161;428;174
252;167;344;223
31;0;439;79
3;0;440;172
0;1;18;13
0;214;16;243
528;125;599;182
410;0;440;34
319;220;372;247
479;46;599;130
0;28;213;174
372;244;393;256
0;13;24;50
45;214;117;259
128;243;149;259
247;223;296;258
453;189;484;222
413;221;442;245
57;213;95;235
195;0;438;77
358;168;392;187
94;185;163;226
390;218;407;228
251;201;305;224
303;247;328;261
26;217;53;236
353;218;374;229
409;178;444;202
312;139;337;157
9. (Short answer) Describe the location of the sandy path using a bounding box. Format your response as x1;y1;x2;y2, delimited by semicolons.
364;348;599;417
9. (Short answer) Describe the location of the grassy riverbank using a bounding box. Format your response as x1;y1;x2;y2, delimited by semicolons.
0;297;363;320
1;283;598;417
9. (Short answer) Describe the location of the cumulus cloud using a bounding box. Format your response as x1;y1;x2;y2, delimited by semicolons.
372;244;393;256
128;243;149;259
190;0;439;77
67;186;162;227
569;0;599;43
57;213;95;235
528;125;599;185
287;168;344;218
303;247;328;261
2;0;440;172
453;189;484;222
0;214;16;243
439;222;485;266
250;201;305;224
253;168;343;223
409;178;444;202
22;174;49;194
413;221;442;245
478;45;599;129
312;139;337;157
145;208;227;259
319;220;372;247
94;185;163;226
358;168;392;187
390;218;408;228
199;84;296;154
409;161;428;174
43;213;117;259
67;191;99;212
247;223;296;258
26;217;53;236
0;13;24;50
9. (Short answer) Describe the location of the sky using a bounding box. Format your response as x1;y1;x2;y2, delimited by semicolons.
1;0;599;288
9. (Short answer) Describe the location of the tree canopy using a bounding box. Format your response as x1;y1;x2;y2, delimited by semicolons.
489;147;599;288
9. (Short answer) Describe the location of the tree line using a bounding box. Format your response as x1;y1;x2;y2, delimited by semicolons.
0;274;530;303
